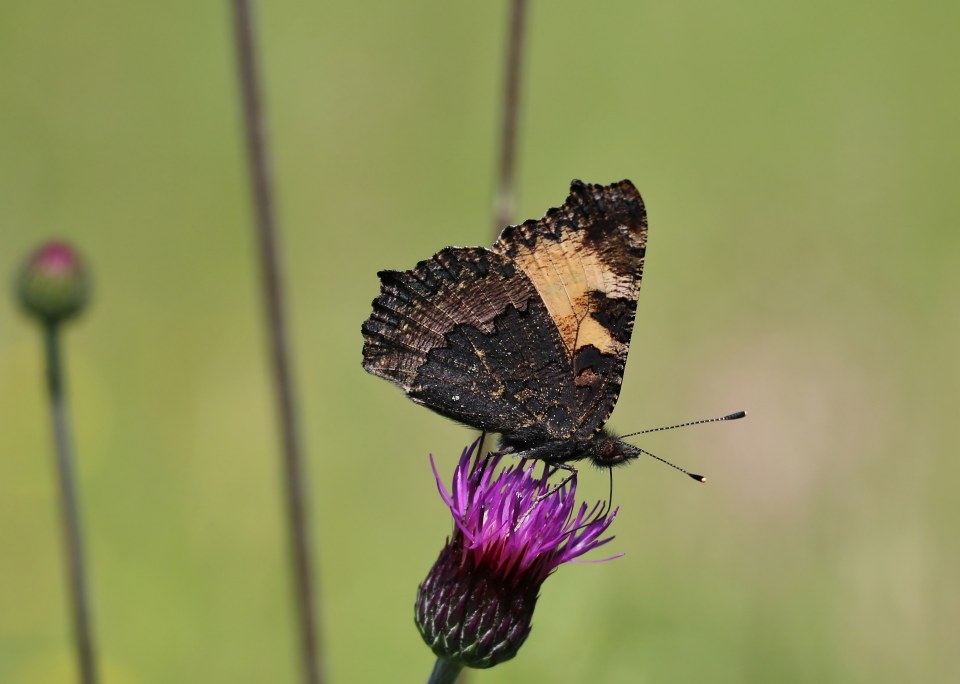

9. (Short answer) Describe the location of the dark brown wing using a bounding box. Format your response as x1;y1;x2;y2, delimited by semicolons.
361;246;578;445
491;179;647;438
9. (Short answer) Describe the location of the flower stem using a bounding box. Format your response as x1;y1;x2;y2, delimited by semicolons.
493;0;529;235
428;658;464;684
43;322;98;684
229;2;324;683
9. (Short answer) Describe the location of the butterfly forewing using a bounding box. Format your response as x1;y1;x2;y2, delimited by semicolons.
361;179;647;457
491;180;647;438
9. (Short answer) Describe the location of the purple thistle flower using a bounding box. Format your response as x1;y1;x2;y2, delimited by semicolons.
416;437;620;671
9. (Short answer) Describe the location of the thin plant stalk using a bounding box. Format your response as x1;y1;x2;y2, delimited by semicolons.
229;1;323;682
44;322;98;684
493;0;530;235
428;658;464;684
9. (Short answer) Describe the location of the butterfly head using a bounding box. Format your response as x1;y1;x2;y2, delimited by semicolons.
587;433;641;469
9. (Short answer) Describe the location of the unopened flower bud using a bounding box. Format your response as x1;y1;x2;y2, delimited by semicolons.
17;241;90;324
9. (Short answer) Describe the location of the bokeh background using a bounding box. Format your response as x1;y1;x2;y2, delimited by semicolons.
2;2;958;682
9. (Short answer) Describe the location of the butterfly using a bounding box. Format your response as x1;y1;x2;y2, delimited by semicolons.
361;179;650;468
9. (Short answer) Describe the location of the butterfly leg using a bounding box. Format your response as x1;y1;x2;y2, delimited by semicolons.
533;462;579;504
477;431;488;458
509;463;577;528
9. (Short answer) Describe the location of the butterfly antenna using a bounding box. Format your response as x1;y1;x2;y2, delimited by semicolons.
620;410;746;439
637;447;707;483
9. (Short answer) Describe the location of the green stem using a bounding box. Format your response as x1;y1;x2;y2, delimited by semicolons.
428;658;464;684
493;0;529;235
229;1;323;683
44;323;98;684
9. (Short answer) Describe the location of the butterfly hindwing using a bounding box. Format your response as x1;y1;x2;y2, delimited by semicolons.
361;246;577;444
491;180;647;438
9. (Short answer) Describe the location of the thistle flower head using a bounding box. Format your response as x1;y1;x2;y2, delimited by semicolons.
416;438;620;669
16;241;90;324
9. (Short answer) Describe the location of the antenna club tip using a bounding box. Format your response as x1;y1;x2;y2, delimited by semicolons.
689;473;707;483
725;410;747;420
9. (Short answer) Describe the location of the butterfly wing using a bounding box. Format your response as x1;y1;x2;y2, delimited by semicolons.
491;179;647;438
361;246;578;445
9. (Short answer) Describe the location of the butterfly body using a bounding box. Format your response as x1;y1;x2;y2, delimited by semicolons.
362;179;647;469
499;430;642;468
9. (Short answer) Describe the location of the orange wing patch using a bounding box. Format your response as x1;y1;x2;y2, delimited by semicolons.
492;180;647;360
494;230;622;356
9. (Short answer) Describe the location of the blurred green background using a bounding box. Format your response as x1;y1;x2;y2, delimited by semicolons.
2;1;957;682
